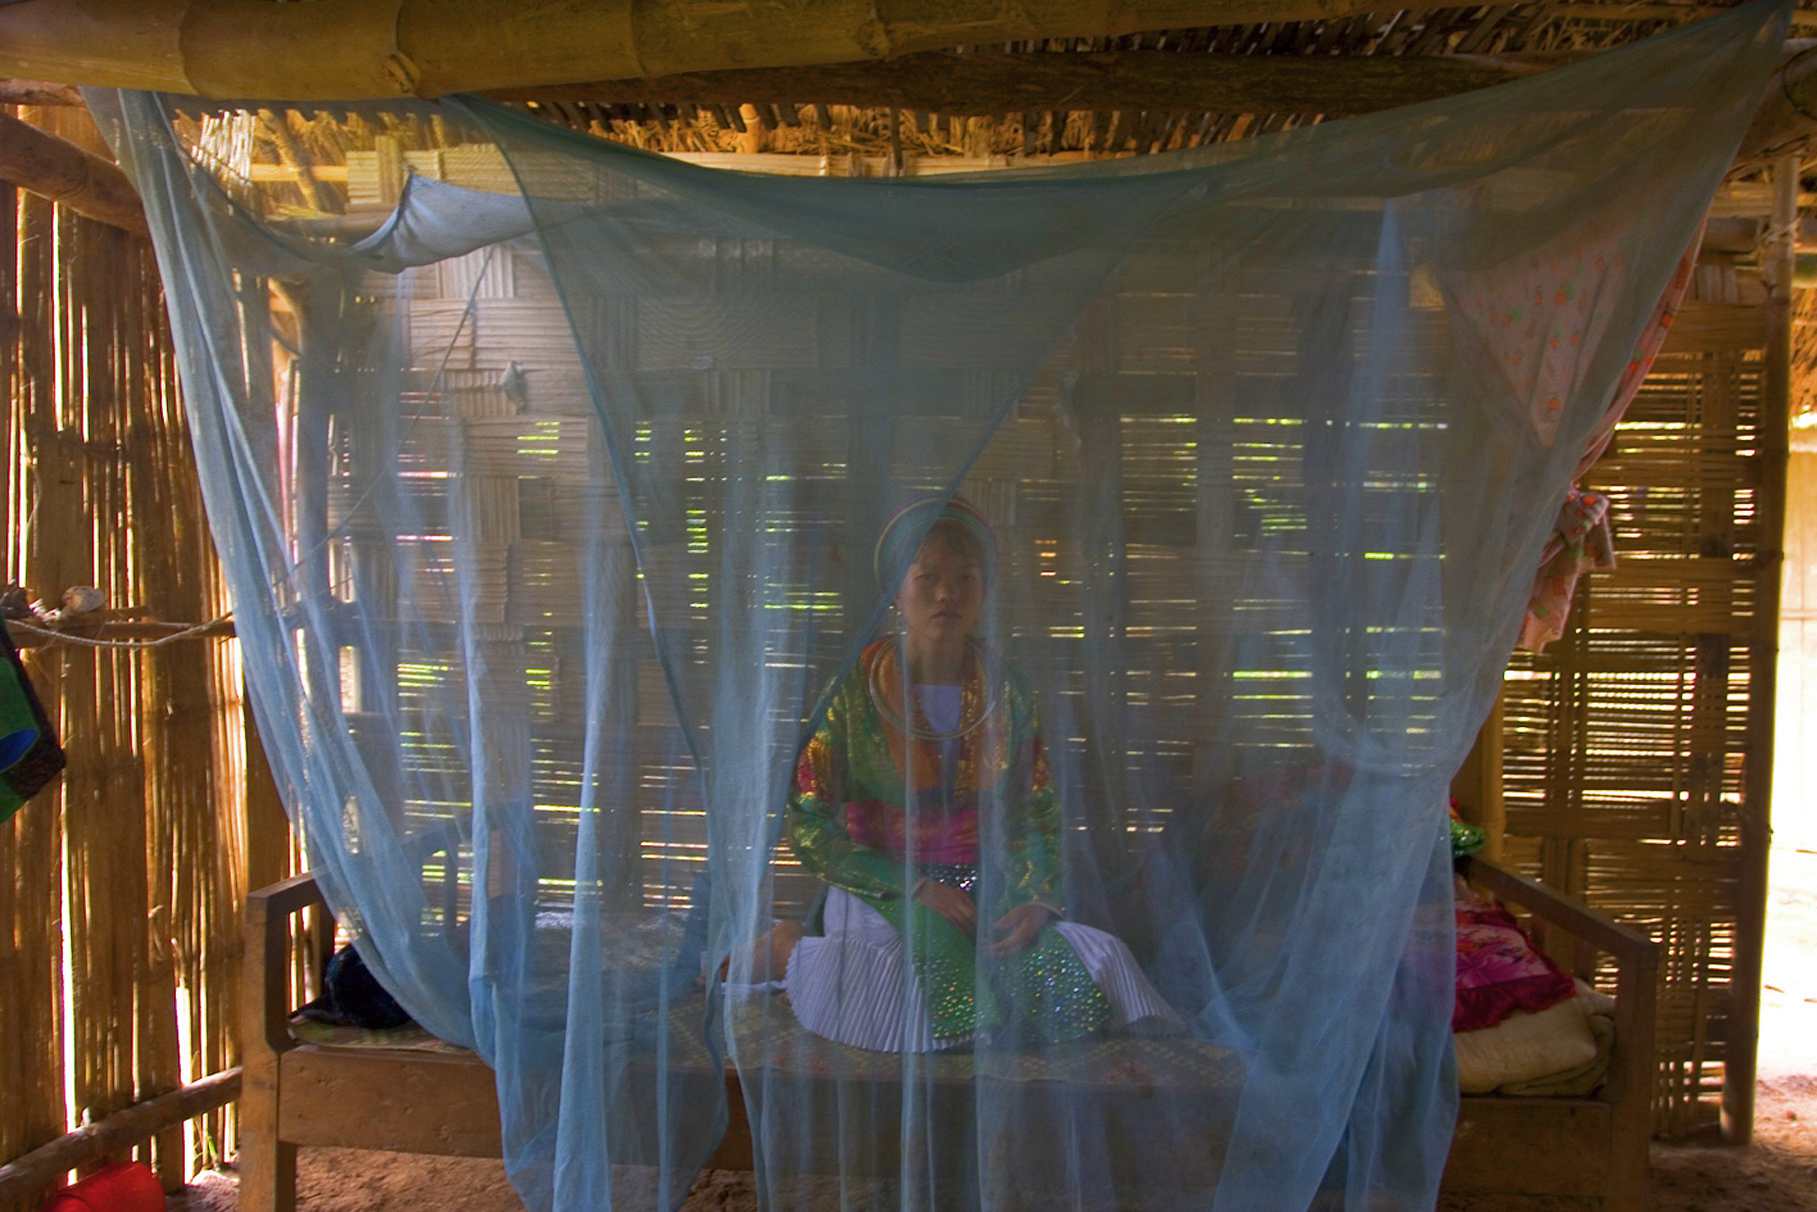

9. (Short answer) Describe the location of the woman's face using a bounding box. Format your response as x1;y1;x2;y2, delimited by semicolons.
897;535;985;644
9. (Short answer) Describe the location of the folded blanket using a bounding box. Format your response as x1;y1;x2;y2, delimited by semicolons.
1454;887;1577;1033
1499;1012;1614;1098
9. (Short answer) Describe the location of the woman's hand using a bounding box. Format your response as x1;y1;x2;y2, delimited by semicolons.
914;880;977;936
988;903;1057;957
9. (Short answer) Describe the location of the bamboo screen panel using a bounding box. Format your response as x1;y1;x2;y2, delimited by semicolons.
1500;285;1771;1137
0;158;299;1207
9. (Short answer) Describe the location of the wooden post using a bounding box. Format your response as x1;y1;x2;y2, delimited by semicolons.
239;875;321;1212
1450;690;1506;861
1723;154;1796;1146
243;688;291;894
1607;929;1661;1212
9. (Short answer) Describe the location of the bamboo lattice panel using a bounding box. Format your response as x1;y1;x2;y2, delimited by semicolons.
1500;290;1772;1136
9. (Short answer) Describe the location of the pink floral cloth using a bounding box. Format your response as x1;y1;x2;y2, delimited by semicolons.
1450;241;1630;451
1518;487;1616;649
1454;887;1576;1034
1446;217;1702;650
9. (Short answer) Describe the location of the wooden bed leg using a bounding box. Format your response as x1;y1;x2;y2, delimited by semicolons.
1605;931;1659;1212
238;1134;298;1212
242;875;321;1212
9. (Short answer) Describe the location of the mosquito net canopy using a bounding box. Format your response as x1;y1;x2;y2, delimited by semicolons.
88;4;1784;1206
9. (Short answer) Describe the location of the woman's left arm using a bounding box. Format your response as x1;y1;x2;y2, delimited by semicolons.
1002;693;1063;914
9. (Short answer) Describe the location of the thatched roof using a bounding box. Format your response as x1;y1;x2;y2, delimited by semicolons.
128;2;1815;218
485;2;1817;160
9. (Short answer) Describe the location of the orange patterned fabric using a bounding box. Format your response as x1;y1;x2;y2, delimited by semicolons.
862;639;1011;797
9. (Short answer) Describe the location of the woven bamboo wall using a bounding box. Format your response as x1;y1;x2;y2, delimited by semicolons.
0;108;293;1208
1498;261;1779;1136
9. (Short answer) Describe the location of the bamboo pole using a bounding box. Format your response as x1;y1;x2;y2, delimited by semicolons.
0;179;69;1212
1449;690;1507;861
0;112;145;235
0;0;1470;98
1723;153;1796;1147
0;1070;242;1201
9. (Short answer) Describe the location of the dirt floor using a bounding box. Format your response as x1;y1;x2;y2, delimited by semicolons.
169;1081;1817;1211
168;844;1817;1211
1646;1075;1817;1212
169;1064;1817;1210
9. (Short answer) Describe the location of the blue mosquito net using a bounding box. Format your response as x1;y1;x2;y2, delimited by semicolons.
87;3;1783;1206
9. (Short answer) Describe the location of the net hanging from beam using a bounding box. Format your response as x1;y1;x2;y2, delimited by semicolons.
87;5;1785;1206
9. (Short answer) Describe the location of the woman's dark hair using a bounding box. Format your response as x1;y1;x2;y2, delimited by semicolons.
913;518;991;584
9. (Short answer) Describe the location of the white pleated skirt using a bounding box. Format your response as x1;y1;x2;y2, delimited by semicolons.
784;887;1178;1052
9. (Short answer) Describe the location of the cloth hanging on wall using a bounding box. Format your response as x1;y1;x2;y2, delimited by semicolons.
87;4;1787;1207
1520;487;1619;649
1514;234;1704;649
0;626;65;825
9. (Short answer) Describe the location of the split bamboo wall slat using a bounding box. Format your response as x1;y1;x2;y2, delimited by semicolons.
0;108;295;1211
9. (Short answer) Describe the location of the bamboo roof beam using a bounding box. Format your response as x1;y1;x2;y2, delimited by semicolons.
0;0;1467;100
0;112;146;234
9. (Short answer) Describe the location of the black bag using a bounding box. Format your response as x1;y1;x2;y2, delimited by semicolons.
294;942;416;1030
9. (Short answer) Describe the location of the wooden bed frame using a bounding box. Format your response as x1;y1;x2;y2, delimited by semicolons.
241;855;1657;1212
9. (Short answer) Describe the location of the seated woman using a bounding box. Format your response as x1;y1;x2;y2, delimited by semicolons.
760;496;1175;1052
